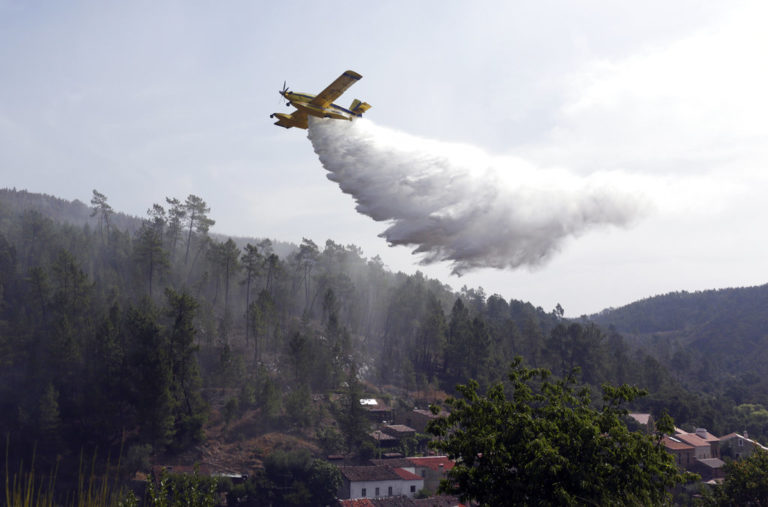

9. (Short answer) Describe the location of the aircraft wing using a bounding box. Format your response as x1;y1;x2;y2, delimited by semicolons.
274;108;309;129
310;70;362;108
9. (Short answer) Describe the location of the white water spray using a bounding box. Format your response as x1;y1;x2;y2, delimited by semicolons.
307;117;645;275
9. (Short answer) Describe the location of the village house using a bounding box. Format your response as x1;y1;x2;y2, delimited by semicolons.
627;413;655;433
399;408;448;434
371;429;399;449
674;431;713;460
370;456;455;493
402;456;454;493
662;427;727;481
719;432;768;460
684;428;720;457
361;398;394;424
663;435;696;468
689;457;726;482
382;424;417;440
338;465;424;500
338;495;464;506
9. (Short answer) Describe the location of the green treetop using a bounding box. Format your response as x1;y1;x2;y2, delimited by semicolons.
428;358;693;506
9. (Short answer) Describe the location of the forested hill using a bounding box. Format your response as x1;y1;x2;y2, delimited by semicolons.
591;284;768;336
592;285;768;404
5;185;768;492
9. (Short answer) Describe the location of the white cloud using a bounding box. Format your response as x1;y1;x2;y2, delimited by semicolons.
536;1;768;175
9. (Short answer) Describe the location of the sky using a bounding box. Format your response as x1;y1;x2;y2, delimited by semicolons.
1;1;766;316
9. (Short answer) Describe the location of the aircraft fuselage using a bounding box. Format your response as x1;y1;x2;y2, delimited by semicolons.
283;92;359;121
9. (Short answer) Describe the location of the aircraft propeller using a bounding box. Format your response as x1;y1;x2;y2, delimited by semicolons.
280;81;291;106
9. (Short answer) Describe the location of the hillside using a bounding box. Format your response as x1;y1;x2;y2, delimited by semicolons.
591;285;768;336
591;285;768;368
4;187;768;501
0;187;299;258
592;285;768;419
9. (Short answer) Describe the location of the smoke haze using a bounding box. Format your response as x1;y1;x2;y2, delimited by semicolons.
308;118;646;275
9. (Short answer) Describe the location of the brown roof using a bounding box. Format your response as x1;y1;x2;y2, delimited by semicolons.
676;433;711;448
370;458;414;469
693;429;720;442
385;424;416;433
695;458;725;469
662;436;694;451
339;465;402;482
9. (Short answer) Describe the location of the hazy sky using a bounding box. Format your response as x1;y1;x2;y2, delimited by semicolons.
2;1;766;316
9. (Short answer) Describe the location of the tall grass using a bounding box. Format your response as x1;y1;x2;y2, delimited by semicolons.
4;442;58;507
4;435;137;507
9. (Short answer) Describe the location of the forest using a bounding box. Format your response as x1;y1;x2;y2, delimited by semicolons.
1;187;767;504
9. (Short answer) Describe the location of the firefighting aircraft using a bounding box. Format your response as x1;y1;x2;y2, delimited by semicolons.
270;70;371;129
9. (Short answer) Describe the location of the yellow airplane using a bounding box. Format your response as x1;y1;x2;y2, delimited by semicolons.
270;70;371;129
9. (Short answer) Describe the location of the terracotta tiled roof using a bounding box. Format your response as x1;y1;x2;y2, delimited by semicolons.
694;429;720;442
662;436;694;451
406;456;455;472
370;498;418;507
393;467;422;481
676;433;710;448
339;500;377;507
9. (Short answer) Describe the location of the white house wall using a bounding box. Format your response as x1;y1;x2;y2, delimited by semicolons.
349;478;424;499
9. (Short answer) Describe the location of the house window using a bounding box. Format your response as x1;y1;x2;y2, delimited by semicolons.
739;438;745;447
375;487;379;497
420;470;426;477
388;486;393;496
410;485;416;493
362;488;366;497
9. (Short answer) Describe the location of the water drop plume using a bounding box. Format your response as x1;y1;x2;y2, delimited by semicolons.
307;117;644;275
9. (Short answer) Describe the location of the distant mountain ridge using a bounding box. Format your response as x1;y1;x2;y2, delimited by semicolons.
591;285;768;334
591;284;768;378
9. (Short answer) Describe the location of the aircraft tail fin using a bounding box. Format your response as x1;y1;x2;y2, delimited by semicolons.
349;99;372;116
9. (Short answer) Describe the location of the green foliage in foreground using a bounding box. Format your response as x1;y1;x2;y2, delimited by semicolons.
145;467;218;507
703;448;768;506
226;449;341;506
428;358;694;506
